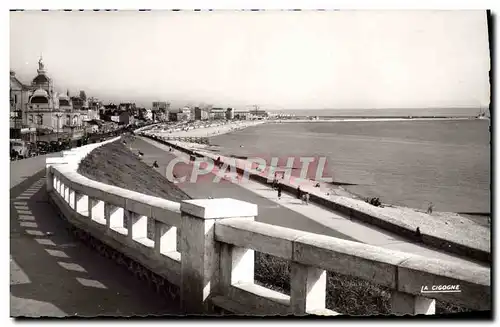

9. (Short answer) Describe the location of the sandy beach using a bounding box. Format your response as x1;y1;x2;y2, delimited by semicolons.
143;120;266;138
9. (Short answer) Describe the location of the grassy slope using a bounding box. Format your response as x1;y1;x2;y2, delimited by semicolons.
78;138;191;202
78;138;468;316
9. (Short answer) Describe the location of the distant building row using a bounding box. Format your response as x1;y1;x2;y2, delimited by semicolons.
151;103;269;122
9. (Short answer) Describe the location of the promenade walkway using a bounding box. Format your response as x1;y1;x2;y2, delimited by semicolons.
133;136;487;269
10;156;179;317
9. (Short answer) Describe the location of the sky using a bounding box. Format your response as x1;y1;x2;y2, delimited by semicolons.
10;10;491;111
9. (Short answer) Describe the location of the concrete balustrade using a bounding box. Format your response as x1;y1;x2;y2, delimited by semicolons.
45;137;491;316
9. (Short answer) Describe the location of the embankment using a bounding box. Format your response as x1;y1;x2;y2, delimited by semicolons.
77;137;190;202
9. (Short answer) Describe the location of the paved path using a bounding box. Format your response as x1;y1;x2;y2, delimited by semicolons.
134;136;488;269
10;156;179;317
10;154;62;189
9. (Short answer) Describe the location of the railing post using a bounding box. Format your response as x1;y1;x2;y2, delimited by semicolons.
179;198;258;314
390;291;436;315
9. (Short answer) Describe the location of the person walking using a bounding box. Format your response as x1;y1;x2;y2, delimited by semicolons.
297;186;302;199
426;202;434;215
272;172;278;190
277;182;282;200
304;192;310;205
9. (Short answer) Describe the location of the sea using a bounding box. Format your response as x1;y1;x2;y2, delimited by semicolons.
271;107;489;118
210;118;491;215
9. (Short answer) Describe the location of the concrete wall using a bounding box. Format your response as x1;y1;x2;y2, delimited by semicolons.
45;138;491;316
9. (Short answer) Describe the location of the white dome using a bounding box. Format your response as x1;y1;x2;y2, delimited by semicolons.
32;88;49;98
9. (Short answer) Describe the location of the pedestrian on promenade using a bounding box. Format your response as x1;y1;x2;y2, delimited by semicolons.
277;184;282;200
297;186;302;199
10;148;18;161
426;202;434;215
303;192;310;205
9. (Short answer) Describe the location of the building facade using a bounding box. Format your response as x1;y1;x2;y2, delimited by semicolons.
10;71;31;128
252;109;269;118
194;107;209;120
119;111;135;125
26;57;67;133
226;108;234;120
167;108;191;122
210;108;226;120
152;101;168;111
234;111;251;120
181;107;192;121
87;98;101;121
57;93;81;128
168;110;179;122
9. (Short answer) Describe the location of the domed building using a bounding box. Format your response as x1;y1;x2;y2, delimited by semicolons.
26;57;67;133
12;56;96;139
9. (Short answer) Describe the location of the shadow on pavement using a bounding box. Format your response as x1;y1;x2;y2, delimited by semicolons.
10;171;180;317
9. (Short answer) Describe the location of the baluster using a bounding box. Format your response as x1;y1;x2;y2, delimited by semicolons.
126;210;147;240
290;262;326;315
74;192;89;216
105;203;124;232
88;197;105;224
219;243;254;295
390;291;435;315
154;221;177;255
68;188;75;209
